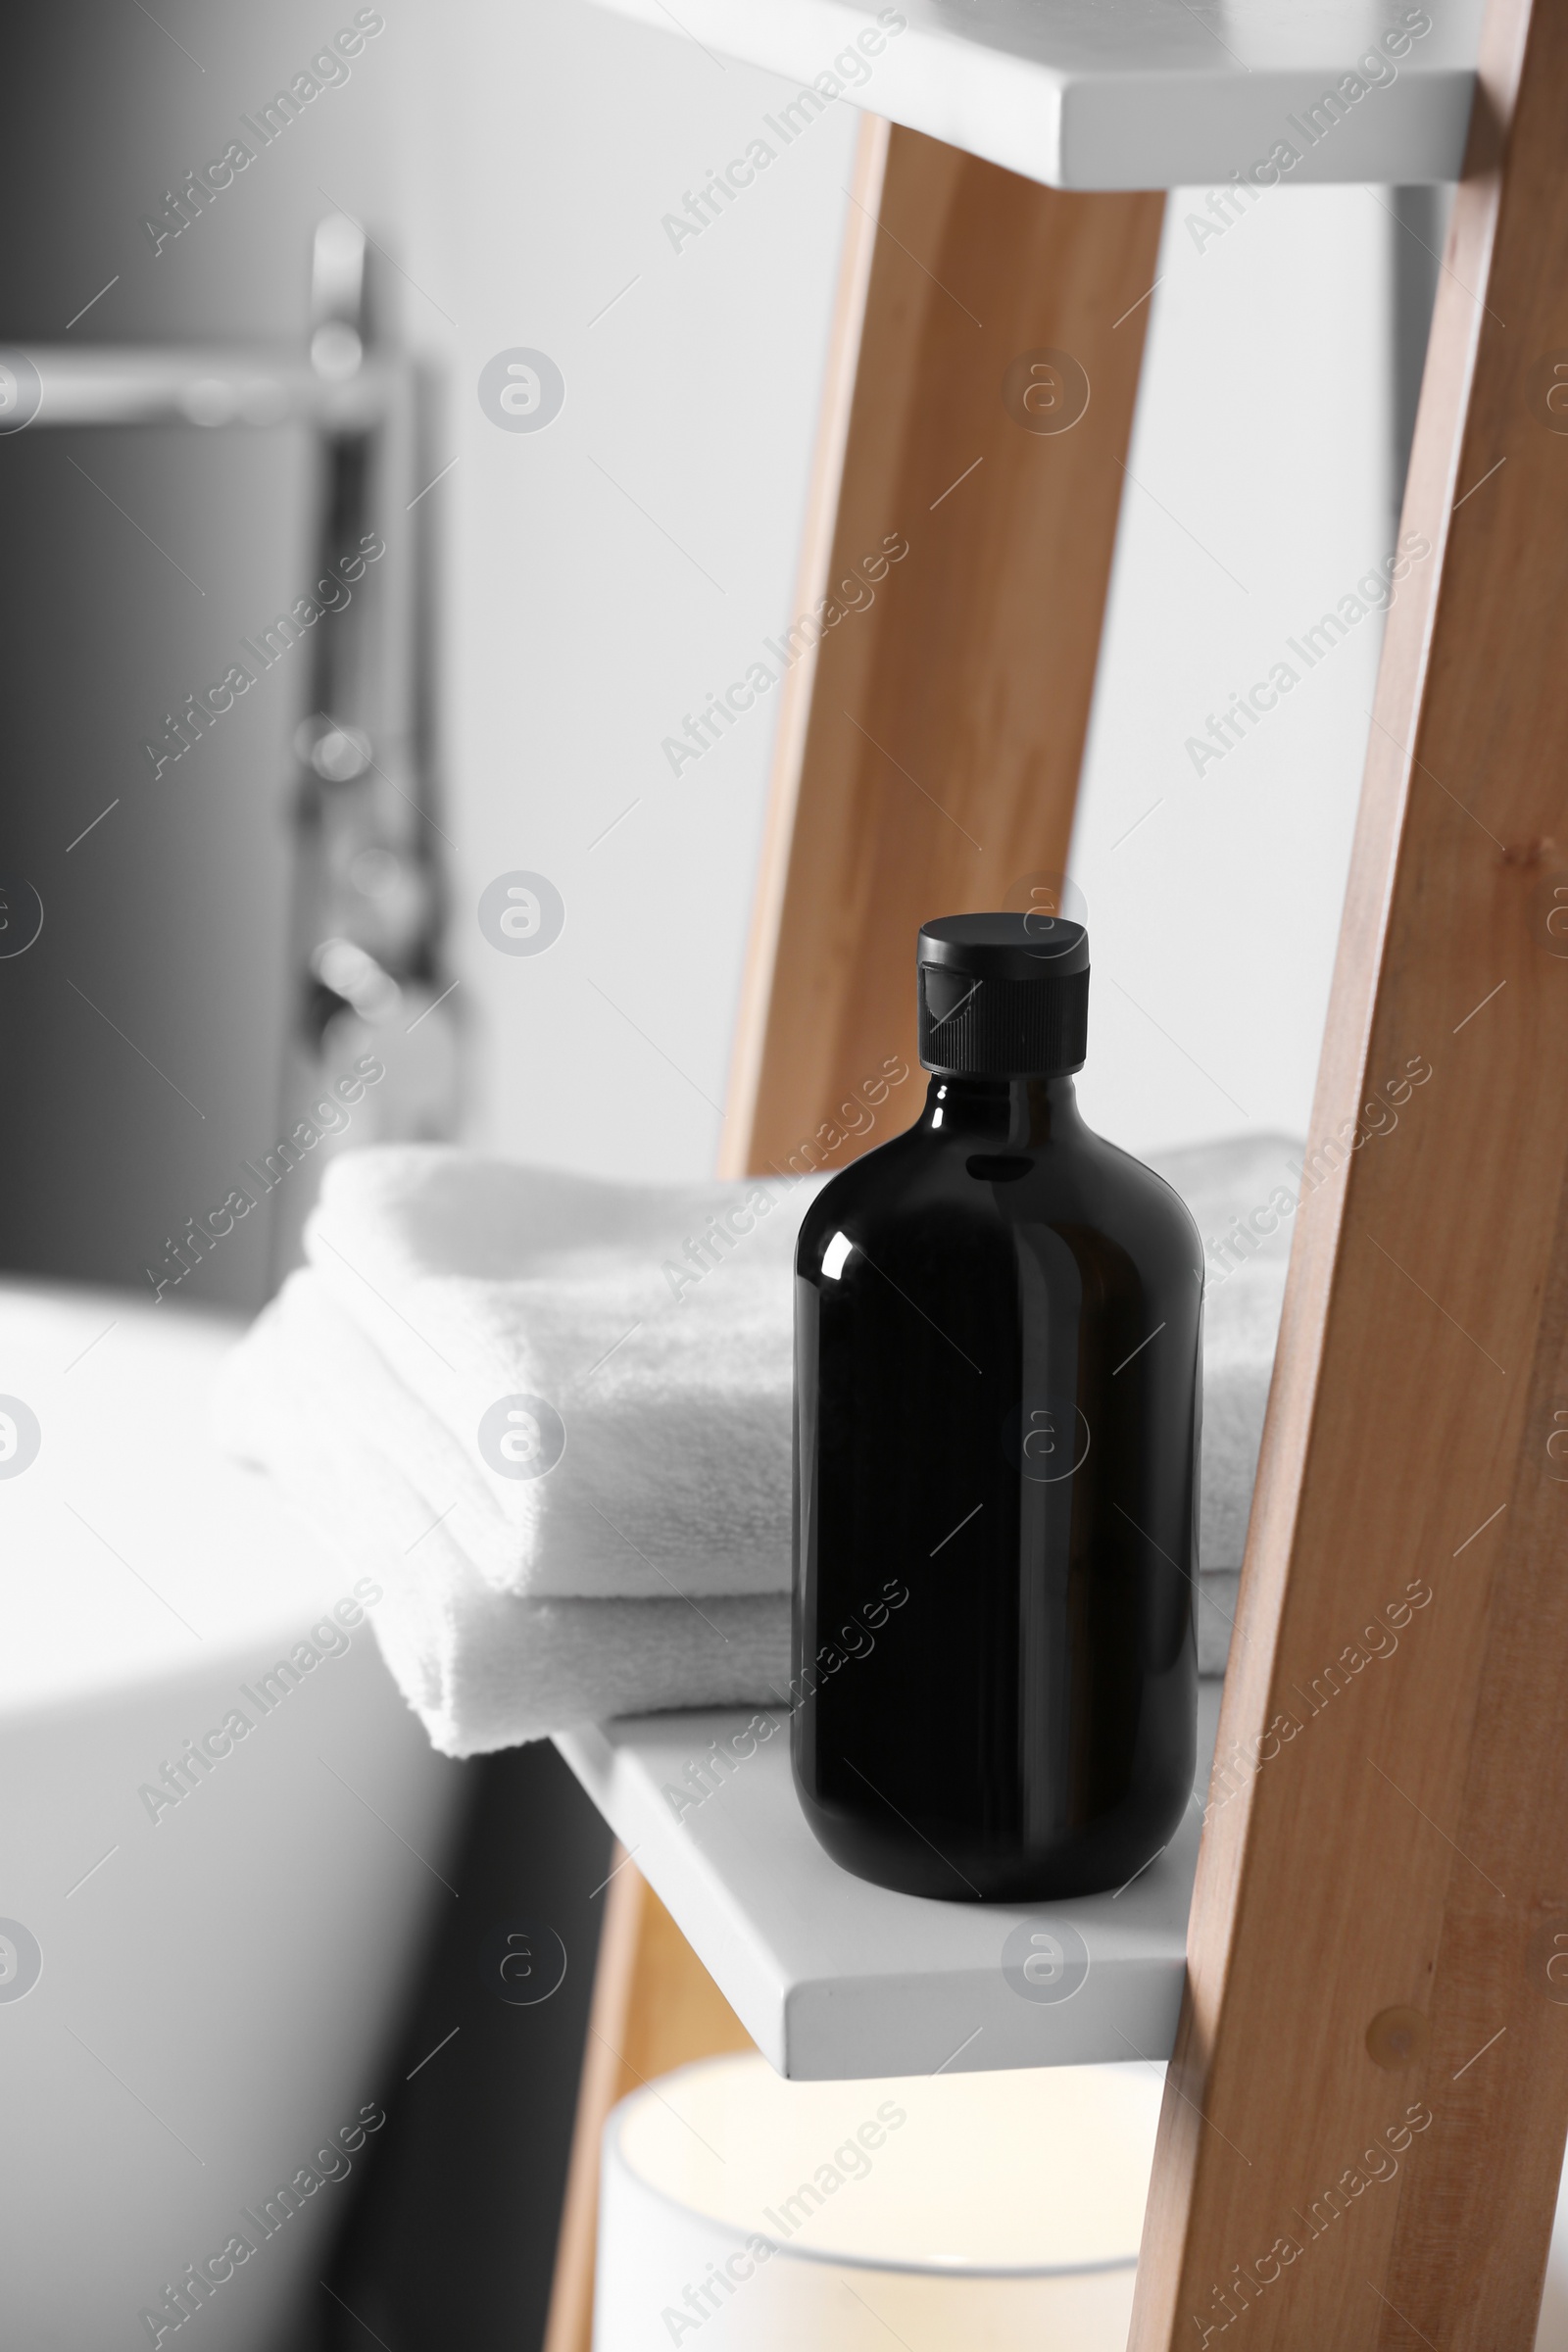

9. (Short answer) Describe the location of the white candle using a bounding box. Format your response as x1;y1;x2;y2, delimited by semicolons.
596;2054;1162;2349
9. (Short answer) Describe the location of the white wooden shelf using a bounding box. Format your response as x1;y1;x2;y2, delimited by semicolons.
584;0;1481;189
557;1678;1218;2080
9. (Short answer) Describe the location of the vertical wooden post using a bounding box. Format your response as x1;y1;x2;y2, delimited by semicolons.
720;118;1164;1178
1132;0;1568;2341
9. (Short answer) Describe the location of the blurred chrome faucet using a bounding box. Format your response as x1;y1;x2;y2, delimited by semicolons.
270;212;458;1279
18;214;459;1292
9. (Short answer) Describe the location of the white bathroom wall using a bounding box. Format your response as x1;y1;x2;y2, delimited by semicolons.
1071;182;1393;1157
388;0;860;1179
386;0;1392;1179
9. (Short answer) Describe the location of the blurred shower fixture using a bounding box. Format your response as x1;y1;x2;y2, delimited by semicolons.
311;936;402;1023
268;211;458;1280
12;215;459;1294
12;344;392;430
298;713;373;781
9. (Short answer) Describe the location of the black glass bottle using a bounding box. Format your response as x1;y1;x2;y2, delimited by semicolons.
792;913;1201;1902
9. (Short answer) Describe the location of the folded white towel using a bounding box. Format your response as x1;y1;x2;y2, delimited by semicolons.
220;1134;1300;1750
304;1151;818;1601
302;1136;1296;1599
218;1289;1242;1754
1148;1131;1296;1574
217;1289;791;1753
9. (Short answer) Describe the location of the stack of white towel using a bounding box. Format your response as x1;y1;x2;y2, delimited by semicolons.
219;1135;1296;1754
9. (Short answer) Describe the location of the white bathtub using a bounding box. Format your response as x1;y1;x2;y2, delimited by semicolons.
0;1280;465;2349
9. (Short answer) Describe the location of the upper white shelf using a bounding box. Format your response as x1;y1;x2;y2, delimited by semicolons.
586;0;1480;189
557;1679;1218;2081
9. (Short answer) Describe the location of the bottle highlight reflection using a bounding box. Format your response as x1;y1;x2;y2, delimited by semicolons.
792;914;1202;1901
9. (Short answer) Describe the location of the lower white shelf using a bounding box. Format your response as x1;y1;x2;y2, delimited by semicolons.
556;1679;1219;2081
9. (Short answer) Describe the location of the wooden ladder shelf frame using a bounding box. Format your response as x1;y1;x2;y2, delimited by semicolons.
547;0;1568;2336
